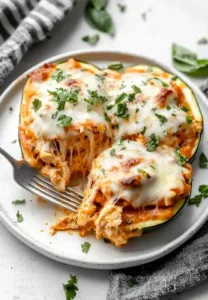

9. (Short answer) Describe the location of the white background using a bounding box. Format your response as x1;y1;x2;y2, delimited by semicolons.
1;0;208;299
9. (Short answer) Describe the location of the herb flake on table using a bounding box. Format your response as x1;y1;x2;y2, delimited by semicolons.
197;37;208;45
81;242;91;253
118;3;126;13
9;107;13;112
172;43;208;76
189;185;208;207
16;211;24;222
82;34;99;45
11;140;17;144
199;153;208;168
12;199;26;205
63;274;78;300
32;98;42;112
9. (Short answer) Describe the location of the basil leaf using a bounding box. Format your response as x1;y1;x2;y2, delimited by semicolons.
63;274;78;300
81;241;91;253
82;34;99;45
57;115;73;127
172;43;197;66
199;153;208;168
85;5;114;35
108;62;124;72
90;0;107;10
32;99;42;112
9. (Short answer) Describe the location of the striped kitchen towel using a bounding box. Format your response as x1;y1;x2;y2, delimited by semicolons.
0;0;74;87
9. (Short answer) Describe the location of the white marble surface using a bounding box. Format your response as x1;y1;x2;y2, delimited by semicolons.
1;0;208;299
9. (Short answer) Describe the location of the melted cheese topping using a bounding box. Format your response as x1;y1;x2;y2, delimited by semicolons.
87;140;191;208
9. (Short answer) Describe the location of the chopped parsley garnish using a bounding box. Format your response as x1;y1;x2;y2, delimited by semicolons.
101;168;105;175
12;199;26;205
147;77;169;87
9;107;13;112
81;242;91;253
115;93;127;104
84;90;108;110
172;113;176;117
189;185;208;207
199;153;208;168
120;147;126;150
120;82;126;89
147;66;153;72
110;148;116;156
32;98;42;112
52;69;66;82
175;148;187;166
115;103;129;119
128;278;138;287
171;75;178;81
141;126;147;135
16;211;24;222
150;165;155;170
115;139;123;146
197;37;208;45
135;108;139;113
118;3;126;12
151;107;157;112
52;111;58;119
48;87;79;111
11;140;17;144
112;123;119;129
166;105;171;110
189;194;202;207
155;113;168;125
82;34;99;45
137;168;151;179
106;104;114;110
128;93;136;102
108;62;124;72
63;275;78;300
186;115;192;124
95;74;105;83
104;112;111;122
56;115;73;127
147;134;159;152
141;101;146;107
132;85;141;93
181;106;189;112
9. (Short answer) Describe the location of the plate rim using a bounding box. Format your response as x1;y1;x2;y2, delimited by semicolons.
0;49;208;269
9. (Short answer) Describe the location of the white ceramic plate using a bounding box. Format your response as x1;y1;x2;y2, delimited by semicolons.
0;50;208;270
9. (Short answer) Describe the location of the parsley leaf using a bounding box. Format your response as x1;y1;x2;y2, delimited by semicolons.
141;126;147;135
198;37;208;45
108;62;124;72
16;211;24;222
11;140;17;144
175;148;187;166
81;242;91;253
189;194;202;207
199;185;208;197
199;153;208;168
52;69;66;82
155;113;168;126
147;134;159;152
110;148;116;156
132;85;141;93
82;34;99;45
181;106;189;112
57;115;73;127
115;93;127;104
115;103;129;119
104;112;111;122
63;275;78;300
171;75;178;81
166;105;171;110
32;99;42;112
48;88;79;111
85;90;108;110
12;199;26;205
186;116;192;124
147;77;169;87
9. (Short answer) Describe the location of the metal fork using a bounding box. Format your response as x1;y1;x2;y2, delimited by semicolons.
0;148;83;211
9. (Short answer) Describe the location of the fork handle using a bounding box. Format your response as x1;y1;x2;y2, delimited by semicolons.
0;147;17;167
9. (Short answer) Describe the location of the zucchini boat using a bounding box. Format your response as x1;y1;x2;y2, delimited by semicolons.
53;140;192;247
19;58;201;247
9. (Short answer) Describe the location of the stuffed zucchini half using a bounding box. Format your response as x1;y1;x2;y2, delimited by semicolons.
53;140;192;247
19;58;202;246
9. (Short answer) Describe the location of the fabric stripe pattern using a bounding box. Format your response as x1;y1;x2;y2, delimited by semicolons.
0;0;74;87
